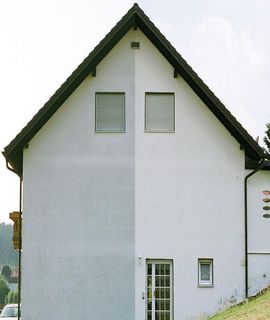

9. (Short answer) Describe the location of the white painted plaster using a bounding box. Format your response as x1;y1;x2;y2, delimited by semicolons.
21;28;270;320
22;30;136;320
134;30;246;320
248;255;270;296
247;170;270;296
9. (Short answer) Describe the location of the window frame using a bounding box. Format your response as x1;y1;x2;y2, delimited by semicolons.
198;258;214;287
145;92;175;133
95;92;126;133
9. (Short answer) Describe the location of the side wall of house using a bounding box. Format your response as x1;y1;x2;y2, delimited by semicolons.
248;170;270;296
22;30;136;320
134;30;246;320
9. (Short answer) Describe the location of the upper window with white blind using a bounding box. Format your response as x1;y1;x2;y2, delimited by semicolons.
95;93;125;132
145;93;175;132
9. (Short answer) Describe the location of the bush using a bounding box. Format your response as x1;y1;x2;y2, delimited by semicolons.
4;289;18;304
0;276;10;305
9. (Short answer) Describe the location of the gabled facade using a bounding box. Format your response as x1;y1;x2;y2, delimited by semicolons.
3;4;270;320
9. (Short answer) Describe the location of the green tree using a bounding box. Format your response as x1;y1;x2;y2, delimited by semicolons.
264;123;270;154
4;289;18;304
0;276;10;304
1;266;11;278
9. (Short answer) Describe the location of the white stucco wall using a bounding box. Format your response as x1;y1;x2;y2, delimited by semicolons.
134;31;246;320
22;30;136;320
21;27;269;320
247;170;270;296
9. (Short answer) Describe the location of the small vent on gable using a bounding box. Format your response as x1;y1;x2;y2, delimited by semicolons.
130;41;140;49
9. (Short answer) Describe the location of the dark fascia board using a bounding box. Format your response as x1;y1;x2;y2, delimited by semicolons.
245;156;270;170
2;3;265;177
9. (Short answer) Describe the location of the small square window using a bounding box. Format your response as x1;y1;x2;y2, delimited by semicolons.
145;93;175;132
95;93;125;132
198;259;213;287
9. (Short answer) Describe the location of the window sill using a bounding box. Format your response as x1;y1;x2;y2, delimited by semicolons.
197;284;214;288
95;130;126;133
144;131;175;133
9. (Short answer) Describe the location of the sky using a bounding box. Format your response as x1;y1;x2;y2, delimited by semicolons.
0;0;270;223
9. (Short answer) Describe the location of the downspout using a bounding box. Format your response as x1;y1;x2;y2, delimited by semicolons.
5;160;22;320
244;157;265;299
18;178;22;320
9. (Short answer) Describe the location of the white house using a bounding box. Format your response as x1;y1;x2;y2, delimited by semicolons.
3;4;270;320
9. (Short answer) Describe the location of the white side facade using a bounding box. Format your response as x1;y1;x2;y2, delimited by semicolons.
248;171;270;296
22;29;270;320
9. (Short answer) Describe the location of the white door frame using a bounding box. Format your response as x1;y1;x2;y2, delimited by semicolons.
146;259;173;320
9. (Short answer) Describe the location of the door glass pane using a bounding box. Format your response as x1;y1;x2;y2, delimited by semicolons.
155;312;166;320
162;288;166;298
161;301;165;310
165;264;170;275
160;264;164;275
155;264;160;275
161;277;165;287
148;264;152;275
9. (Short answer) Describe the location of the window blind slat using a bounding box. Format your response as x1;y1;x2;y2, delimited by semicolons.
96;93;125;131
145;93;174;132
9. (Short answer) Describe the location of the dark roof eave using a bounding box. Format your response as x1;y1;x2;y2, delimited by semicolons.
1;151;21;177
246;158;270;170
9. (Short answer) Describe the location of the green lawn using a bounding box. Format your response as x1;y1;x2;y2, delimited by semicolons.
209;287;270;319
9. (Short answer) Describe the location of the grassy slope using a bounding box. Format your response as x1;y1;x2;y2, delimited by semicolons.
209;287;270;320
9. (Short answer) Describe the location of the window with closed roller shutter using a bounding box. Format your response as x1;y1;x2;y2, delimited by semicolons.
95;93;125;132
145;93;175;132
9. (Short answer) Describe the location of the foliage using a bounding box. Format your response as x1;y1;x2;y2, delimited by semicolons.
4;289;18;304
0;223;18;266
263;123;270;154
209;287;270;319
1;266;11;278
0;276;10;305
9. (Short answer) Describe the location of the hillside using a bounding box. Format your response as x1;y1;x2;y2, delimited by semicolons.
0;223;18;266
210;287;270;319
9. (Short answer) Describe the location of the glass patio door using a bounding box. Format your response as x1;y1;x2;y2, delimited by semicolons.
146;260;173;320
